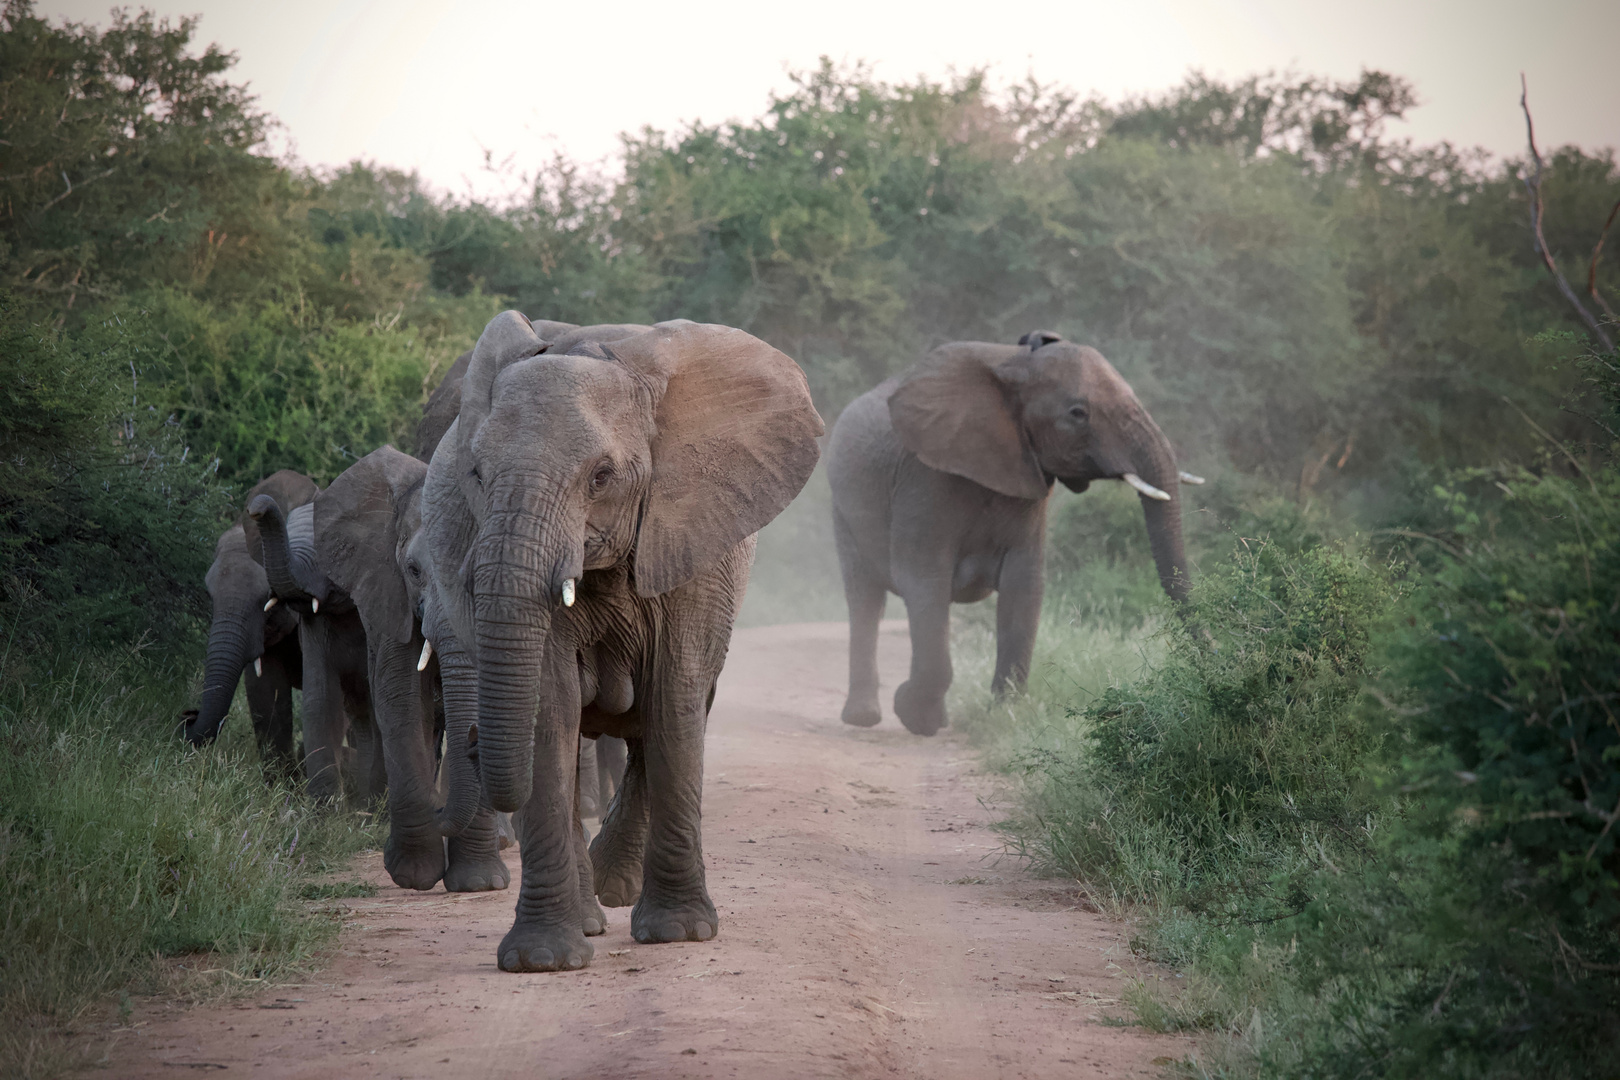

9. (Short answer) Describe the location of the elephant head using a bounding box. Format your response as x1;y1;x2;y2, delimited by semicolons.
249;496;344;614
187;470;316;747
888;332;1191;602
426;311;823;812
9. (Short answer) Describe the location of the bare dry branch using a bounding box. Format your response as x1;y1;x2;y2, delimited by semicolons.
1588;196;1620;319
1520;75;1614;352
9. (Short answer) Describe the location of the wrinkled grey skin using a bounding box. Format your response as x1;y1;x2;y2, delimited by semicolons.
422;312;822;972
313;445;510;893
829;332;1190;735
415;327;626;833
183;470;318;781
249;497;385;806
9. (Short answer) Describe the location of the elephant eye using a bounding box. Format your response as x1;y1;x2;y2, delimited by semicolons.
589;462;615;495
1067;403;1089;422
469;466;484;488
407;561;422;580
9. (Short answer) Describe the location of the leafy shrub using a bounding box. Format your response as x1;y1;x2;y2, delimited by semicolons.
0;294;230;649
1010;522;1395;923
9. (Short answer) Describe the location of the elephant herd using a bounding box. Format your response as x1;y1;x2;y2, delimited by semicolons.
183;312;1196;973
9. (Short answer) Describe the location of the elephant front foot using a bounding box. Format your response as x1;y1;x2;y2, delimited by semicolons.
593;857;643;909
894;680;948;736
840;693;882;728
384;838;446;891
631;891;719;944
581;894;608;936
497;921;594;972
444;840;510;893
494;811;518;850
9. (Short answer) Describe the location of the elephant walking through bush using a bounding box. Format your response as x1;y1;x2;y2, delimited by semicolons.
183;470;318;781
422;312;822;972
828;331;1198;735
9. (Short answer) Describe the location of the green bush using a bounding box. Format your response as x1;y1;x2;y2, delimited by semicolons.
0;294;231;649
1009;523;1395;922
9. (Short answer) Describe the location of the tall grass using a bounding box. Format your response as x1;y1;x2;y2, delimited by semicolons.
0;643;381;1077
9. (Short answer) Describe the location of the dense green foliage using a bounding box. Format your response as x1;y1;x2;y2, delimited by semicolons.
994;348;1620;1075
2;0;1618;1073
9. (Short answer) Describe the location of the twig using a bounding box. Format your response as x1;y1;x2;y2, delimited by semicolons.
1590;196;1620;319
1520;76;1614;351
1501;393;1598;493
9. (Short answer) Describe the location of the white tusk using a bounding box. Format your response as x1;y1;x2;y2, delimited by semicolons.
253;657;262;677
1178;470;1206;485
561;578;576;608
1122;473;1171;501
311;598;319;614
263;597;278;612
417;639;434;672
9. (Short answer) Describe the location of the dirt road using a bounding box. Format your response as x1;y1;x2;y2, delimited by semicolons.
116;621;1191;1079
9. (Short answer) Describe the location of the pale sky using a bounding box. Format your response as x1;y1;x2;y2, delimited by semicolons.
41;0;1620;200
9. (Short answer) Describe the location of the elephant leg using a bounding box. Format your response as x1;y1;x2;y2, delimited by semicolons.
578;736;602;818
498;646;592;972
298;620;344;803
596;735;627;807
445;806;510;893
632;685;718;945
590;737;648;907
837;508;887;728
894;575;953;736
372;637;446;891
992;542;1044;697
575;784;607;936
341;676;385;810
244;652;297;785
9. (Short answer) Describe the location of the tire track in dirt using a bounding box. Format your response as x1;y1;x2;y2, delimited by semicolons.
113;621;1192;1078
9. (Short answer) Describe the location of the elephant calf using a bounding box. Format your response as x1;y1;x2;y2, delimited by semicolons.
184;470;318;781
828;331;1199;735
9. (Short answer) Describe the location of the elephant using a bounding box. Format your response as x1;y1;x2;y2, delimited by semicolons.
248;495;386;806
414;326;629;833
827;331;1199;736
313;444;511;892
421;311;822;972
183;470;318;781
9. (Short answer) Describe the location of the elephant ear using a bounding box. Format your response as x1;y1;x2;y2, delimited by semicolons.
887;344;1048;501
606;322;825;597
315;446;428;644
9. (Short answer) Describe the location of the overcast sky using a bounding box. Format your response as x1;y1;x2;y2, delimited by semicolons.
41;0;1620;199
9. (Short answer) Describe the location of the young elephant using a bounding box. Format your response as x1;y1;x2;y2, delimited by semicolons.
249;497;385;806
422;312;822;972
184;470;318;780
315;445;510;892
828;331;1198;735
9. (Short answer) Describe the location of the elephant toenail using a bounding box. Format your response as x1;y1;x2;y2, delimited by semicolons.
502;950;519;969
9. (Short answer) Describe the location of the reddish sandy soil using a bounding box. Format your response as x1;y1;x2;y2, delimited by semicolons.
110;621;1193;1079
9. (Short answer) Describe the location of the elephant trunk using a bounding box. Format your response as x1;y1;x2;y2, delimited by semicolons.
432;631;483;837
1129;430;1190;605
248;495;329;603
470;500;582;814
189;598;261;745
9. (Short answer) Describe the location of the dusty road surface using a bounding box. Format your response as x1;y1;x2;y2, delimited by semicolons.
115;621;1193;1079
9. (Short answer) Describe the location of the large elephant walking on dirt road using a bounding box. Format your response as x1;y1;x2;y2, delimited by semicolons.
828;331;1199;736
422;311;822;972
